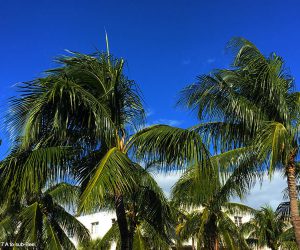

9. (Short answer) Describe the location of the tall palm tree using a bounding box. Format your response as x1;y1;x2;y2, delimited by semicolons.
77;123;211;250
177;37;300;247
6;44;146;249
171;162;253;250
242;205;296;250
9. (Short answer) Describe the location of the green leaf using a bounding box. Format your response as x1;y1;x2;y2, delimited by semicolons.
128;125;210;171
79;147;138;213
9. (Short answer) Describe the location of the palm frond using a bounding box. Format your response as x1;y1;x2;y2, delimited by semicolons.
255;122;291;175
223;202;256;216
46;182;80;212
16;202;42;242
98;222;120;249
133;225;148;250
79;147;138;213
0;146;71;198
128;125;211;171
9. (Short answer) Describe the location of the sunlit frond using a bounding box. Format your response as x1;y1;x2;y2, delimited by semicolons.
79;147;138;213
255;122;291;175
128;125;211;171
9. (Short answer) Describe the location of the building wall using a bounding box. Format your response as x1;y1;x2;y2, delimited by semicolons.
70;211;116;247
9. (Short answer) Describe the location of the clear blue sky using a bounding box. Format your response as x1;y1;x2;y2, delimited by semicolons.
1;0;300;159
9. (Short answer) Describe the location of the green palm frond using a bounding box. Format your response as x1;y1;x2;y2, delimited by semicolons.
51;51;145;130
98;222;120;249
175;210;202;241
79;147;138;213
171;165;219;207
241;205;290;249
279;227;297;249
216;154;259;204
191;122;253;152
46;182;80;212
8;49;145;148
1;179;89;249
0;215;16;241
0;146;71;199
223;202;256;216
229;38;293;96
178;69;268;136
8;78;114;147
141;220;171;250
128;124;211;171
132;225;148;250
78;238;104;250
219;212;250;250
51;204;90;243
16;202;42;242
43;218;64;250
255;122;291;174
210;147;255;172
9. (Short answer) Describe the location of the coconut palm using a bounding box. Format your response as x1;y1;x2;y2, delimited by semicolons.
6;43;147;249
0;143;89;249
93;169;173;250
128;118;262;249
0;179;90;250
7;33;221;249
242;205;296;250
129;116;265;248
177;37;300;247
171;162;254;250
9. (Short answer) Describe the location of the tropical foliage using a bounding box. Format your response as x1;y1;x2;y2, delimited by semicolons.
177;37;300;247
95;170;173;250
242;205;297;250
172;162;254;250
0;37;299;250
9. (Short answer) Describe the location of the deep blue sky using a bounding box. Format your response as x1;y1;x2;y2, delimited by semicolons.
1;0;300;159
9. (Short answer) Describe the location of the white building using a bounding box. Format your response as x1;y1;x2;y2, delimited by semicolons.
69;210;266;249
70;211;117;247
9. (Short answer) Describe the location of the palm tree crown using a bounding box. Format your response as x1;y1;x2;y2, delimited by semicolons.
178;37;300;247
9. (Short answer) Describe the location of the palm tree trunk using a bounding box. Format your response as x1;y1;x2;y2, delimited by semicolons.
214;237;219;250
204;218;218;250
192;237;195;250
128;217;136;250
286;150;300;248
115;195;130;250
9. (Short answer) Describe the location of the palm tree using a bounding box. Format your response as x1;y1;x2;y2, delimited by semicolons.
171;163;253;250
0;143;90;250
126;125;254;250
177;37;300;247
128;120;262;249
242;205;296;250
6;43;146;249
94;169;173;250
0;148;90;249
